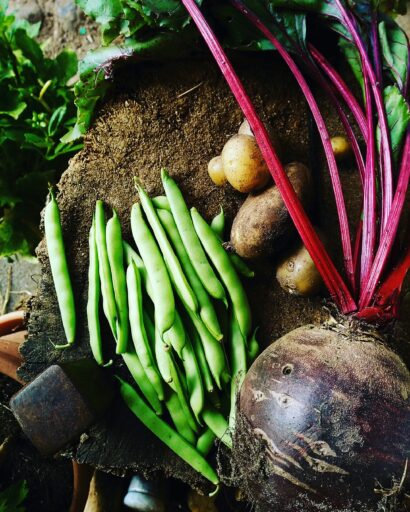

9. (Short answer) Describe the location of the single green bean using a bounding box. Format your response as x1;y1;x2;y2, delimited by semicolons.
131;203;174;335
196;428;216;456
187;308;228;390
202;407;232;450
188;319;215;394
168;350;198;433
247;327;260;362
119;378;219;486
127;262;164;400
87;217;109;365
181;333;204;424
191;208;251;339
210;207;225;239
165;391;196;445
155;326;173;384
161;169;227;305
44;189;76;348
107;210;129;353
157;208;222;340
136;182;198;313
152;195;171;211
209;210;254;279
163;310;186;360
228;312;247;429
123;242;150;293
228;253;255;278
122;351;163;415
95;201;117;338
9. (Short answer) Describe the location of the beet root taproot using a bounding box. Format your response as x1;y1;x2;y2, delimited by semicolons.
235;324;410;512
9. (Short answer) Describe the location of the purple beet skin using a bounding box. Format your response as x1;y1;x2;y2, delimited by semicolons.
238;324;410;512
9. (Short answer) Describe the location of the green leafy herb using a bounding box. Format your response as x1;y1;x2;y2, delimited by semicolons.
0;480;28;512
0;2;81;257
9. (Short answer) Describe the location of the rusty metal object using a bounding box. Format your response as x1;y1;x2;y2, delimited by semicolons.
9;360;114;456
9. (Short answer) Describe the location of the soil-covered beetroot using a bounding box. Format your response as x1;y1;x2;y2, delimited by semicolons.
235;324;410;512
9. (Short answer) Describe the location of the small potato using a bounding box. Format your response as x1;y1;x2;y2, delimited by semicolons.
331;135;352;161
222;134;270;193
230;162;313;259
238;119;254;136
207;155;226;186
276;240;323;297
238;119;281;157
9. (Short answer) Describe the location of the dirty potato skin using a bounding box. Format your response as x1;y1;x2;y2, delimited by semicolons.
230;162;313;259
237;325;410;512
222;134;271;193
276;240;323;296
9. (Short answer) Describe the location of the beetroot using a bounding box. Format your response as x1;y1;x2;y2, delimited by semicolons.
236;324;410;511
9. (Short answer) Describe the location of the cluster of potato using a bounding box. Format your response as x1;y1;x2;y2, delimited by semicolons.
207;120;349;297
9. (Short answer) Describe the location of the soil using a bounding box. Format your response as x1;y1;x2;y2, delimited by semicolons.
16;52;410;499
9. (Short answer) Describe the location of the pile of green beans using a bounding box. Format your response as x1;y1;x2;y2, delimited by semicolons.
84;170;259;487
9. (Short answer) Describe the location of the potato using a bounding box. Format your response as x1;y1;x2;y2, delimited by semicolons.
221;134;270;193
230;162;313;259
331;135;352;160
238;119;281;157
276;239;323;296
207;155;226;186
238;119;254;136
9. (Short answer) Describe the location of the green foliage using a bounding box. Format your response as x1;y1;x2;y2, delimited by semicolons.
0;2;81;257
378;19;408;92
377;85;410;164
0;480;28;512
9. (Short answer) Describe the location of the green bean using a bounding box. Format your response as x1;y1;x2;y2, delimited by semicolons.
119;378;219;487
131;203;174;335
107;210;129;353
127;262;164;400
155;326;172;384
122;351;163;415
161;169;227;305
136;182;198;313
157;208;222;341
165;391;196;445
209;209;254;279
247;327;260;362
95;201;117;338
187;308;228;390
188;319;215;394
87;217;109;365
152;195;171;211
181;333;204;424
44;189;76;349
202;407;232;450
168;349;198;433
228;253;255;278
191;208;251;339
210;207;225;239
228;312;247;429
163;310;186;360
123;242;150;292
143;309;155;346
196;428;216;456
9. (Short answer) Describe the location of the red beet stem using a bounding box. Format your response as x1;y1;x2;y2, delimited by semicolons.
360;74;377;288
360;130;410;308
231;0;355;289
180;0;357;313
309;44;368;139
335;0;393;233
